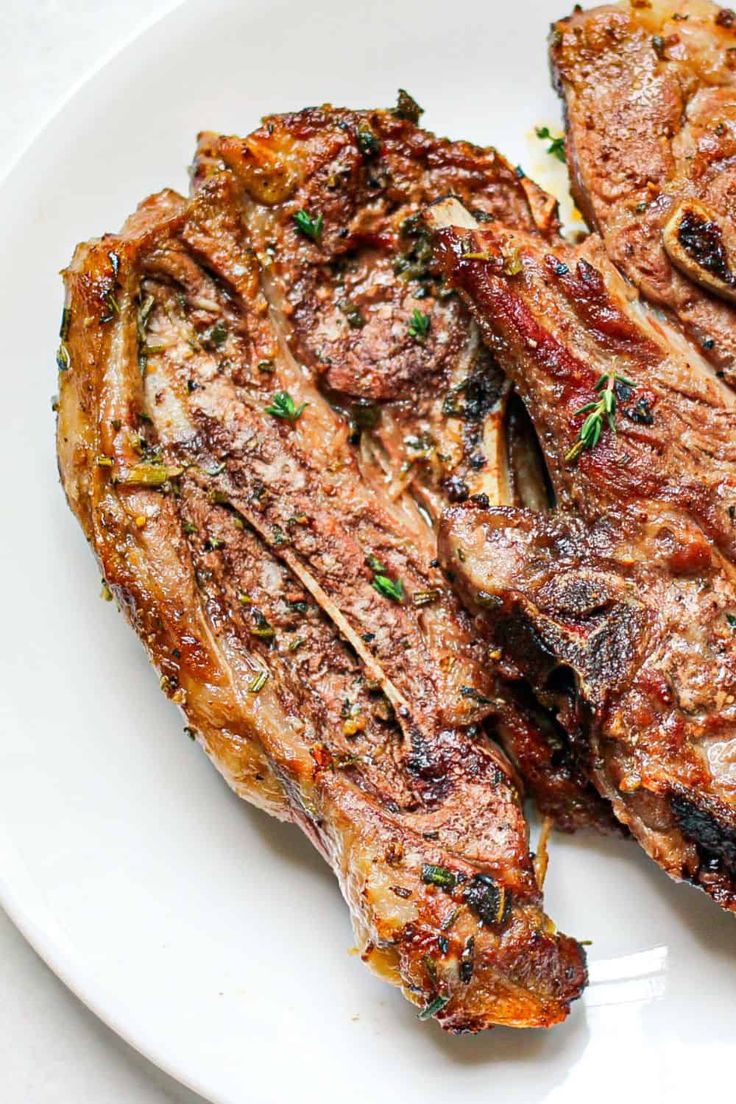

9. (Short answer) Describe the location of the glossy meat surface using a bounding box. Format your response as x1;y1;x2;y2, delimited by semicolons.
56;109;588;1029
433;210;736;911
552;0;736;383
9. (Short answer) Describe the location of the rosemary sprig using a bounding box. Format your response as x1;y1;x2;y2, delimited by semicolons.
565;370;634;463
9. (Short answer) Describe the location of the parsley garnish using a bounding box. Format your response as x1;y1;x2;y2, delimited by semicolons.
535;126;566;163
566;371;634;463
726;613;736;630
408;308;430;342
293;209;323;242
265;391;306;422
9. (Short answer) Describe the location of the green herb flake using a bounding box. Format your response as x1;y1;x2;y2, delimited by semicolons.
535;126;566;163
100;291;120;323
265;390;307;422
726;613;736;630
248;668;269;693
421;864;457;891
202;320;228;350
394;88;424;124
372;574;404;603
339;300;366;329
417;994;450;1021
249;609;275;640
59;307;72;340
293;209;324;242
56;342;71;372
408;308;431;342
257;359;275;374
356;127;381;157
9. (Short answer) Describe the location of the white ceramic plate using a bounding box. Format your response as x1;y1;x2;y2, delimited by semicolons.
0;1;733;1101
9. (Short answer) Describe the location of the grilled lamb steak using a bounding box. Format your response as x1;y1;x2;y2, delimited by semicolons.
56;108;588;1030
191;105;615;835
431;201;736;912
551;0;736;384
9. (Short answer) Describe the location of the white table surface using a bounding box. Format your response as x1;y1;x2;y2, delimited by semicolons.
0;5;206;1100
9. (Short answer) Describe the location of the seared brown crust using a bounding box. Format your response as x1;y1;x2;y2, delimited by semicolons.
433;215;736;911
56;123;587;1029
551;0;736;383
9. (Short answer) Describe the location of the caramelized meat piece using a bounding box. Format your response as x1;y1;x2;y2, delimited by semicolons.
56;138;586;1027
433;206;736;911
193;104;614;834
552;0;736;382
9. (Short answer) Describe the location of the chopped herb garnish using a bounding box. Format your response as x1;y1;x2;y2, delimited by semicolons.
202;320;228;349
119;463;183;486
726;613;736;630
408;308;431;342
460;686;493;705
356;127;381;157
535;126;566;163
293;209;323;242
100;291;120;323
257;359;275;373
372;574;404;602
56;342;71;372
248;668;269;693
394;88;424;124
463;873;509;926
182;519;197;535
339;300;365;328
459;936;475;983
249;609;275;639
421;864;457;890
265;390;306;422
271;525;289;546
417;994;449;1021
566;370;635;463
287;635;306;652
59;307;72;340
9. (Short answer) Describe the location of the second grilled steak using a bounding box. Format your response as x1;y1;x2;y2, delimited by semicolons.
56;106;590;1030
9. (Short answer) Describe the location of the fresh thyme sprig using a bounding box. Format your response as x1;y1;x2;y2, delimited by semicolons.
535;126;566;163
565;370;634;463
293;209;323;242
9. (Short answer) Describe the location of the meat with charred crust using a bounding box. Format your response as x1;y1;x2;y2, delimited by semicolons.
551;0;736;383
432;202;736;912
56;108;588;1030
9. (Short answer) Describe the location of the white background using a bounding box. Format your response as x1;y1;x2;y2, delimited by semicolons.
0;8;205;1100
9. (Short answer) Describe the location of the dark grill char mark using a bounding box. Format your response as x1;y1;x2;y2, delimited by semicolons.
56;137;588;1030
433;206;736;913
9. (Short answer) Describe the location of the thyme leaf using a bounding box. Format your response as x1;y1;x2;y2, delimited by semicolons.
265;391;306;422
535;126;566;163
565;371;635;464
293;209;323;242
408;308;431;342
